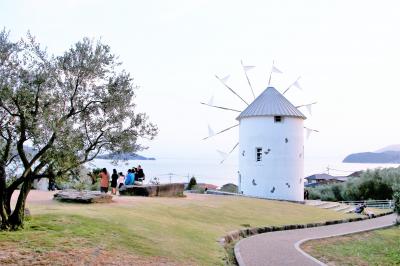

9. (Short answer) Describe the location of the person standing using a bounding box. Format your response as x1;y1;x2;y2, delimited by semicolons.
111;169;118;195
99;168;110;193
304;189;309;200
137;165;145;182
117;172;125;189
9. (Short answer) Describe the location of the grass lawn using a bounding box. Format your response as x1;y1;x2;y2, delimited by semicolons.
0;191;357;265
301;226;400;266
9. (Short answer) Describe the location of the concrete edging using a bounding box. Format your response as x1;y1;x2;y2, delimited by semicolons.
294;223;396;266
226;211;394;265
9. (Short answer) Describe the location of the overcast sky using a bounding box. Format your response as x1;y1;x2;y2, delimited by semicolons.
1;0;400;162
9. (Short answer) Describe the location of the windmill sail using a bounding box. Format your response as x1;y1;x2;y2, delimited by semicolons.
202;124;239;140
200;102;241;112
216;75;249;106
241;60;256;99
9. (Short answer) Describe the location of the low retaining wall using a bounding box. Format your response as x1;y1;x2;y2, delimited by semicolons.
119;183;184;197
221;211;394;246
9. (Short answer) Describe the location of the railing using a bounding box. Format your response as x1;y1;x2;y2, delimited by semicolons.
339;200;394;209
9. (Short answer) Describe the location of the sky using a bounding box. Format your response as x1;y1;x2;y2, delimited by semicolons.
1;0;400;164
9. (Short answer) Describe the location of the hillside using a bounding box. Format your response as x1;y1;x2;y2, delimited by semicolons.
375;144;400;153
343;150;400;163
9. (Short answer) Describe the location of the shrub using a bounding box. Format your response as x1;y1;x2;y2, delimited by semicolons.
308;167;400;202
220;183;238;193
187;176;197;190
393;188;400;215
191;185;205;194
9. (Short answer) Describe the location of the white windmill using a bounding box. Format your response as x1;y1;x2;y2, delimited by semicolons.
201;61;318;201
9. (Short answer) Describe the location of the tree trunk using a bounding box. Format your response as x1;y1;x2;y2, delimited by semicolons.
8;178;32;230
0;160;10;229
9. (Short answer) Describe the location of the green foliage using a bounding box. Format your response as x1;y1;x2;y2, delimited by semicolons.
220;183;238;193
0;30;158;228
187;176;197;190
308;167;400;201
87;168;102;185
393;187;400;215
191;185;205;194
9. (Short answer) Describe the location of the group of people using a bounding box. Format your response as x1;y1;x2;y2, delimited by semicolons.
98;165;146;194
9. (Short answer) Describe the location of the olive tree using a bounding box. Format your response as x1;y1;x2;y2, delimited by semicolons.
0;30;158;230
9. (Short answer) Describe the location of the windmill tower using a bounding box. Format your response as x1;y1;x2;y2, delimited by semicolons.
202;61;316;202
237;87;306;201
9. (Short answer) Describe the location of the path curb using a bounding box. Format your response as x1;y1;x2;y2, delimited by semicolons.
221;211;393;265
221;211;392;246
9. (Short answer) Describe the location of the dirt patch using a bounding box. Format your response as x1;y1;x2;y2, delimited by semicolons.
19;190;223;208
0;245;182;266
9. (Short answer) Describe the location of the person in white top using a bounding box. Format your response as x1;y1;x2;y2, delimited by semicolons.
117;172;125;190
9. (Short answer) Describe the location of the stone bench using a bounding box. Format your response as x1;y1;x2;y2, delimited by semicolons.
119;183;184;197
53;190;113;203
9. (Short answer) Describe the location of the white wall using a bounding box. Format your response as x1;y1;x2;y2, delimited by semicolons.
238;116;304;201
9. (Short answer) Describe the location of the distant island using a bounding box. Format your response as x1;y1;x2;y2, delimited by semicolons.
343;144;400;163
97;152;156;160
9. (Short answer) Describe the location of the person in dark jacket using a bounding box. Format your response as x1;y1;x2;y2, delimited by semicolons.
136;165;145;183
111;169;118;195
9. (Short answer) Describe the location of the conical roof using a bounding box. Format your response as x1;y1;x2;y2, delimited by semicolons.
236;87;306;120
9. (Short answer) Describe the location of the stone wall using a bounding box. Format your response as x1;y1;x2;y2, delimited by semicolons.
119;183;184;197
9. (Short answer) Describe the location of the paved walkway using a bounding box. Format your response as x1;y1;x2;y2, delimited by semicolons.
235;214;397;266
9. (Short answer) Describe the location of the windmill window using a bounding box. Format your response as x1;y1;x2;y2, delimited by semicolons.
256;147;262;162
274;116;283;123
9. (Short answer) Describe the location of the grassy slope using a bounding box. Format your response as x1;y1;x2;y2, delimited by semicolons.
302;226;400;266
1;193;356;265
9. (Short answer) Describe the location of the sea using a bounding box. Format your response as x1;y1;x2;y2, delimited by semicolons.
86;156;400;187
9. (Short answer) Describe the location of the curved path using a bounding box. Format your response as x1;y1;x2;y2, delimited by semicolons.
235;213;397;266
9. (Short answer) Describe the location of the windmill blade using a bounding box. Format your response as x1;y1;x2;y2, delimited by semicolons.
268;60;283;86
271;65;283;74
219;74;230;83
208;125;215;138
306;128;312;139
243;65;255;72
200;102;241;112
228;142;239;154
296;102;317;116
304;127;320;139
218;142;239;164
241;60;256;99
283;76;301;95
292;79;302;90
215;75;249;106
296;102;317;108
306;104;312;115
207;95;214;106
202;124;239;140
217;150;228;159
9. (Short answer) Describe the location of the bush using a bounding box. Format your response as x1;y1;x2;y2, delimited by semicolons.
393;188;400;215
307;167;400;201
220;183;238;193
191;185;205;194
187;177;197;190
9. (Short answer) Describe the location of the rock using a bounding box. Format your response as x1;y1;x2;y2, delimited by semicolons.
119;183;184;197
53;190;113;203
